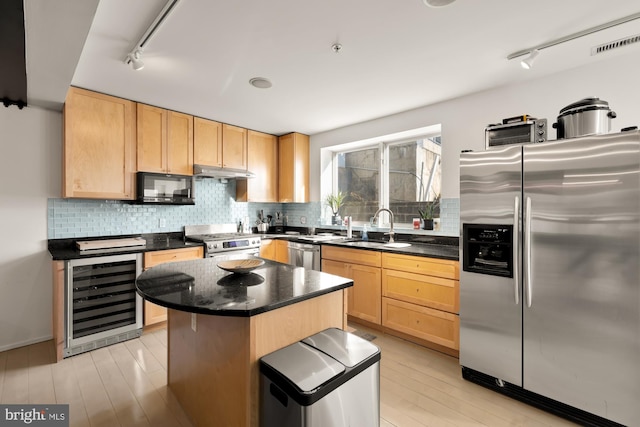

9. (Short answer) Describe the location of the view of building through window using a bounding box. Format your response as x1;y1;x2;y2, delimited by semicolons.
336;135;441;225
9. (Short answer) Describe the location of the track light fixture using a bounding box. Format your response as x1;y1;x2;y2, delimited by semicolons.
520;49;539;70
508;12;640;69
123;0;181;70
127;49;145;71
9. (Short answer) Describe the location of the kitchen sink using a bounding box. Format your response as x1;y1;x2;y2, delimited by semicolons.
340;240;412;249
383;242;411;248
342;241;386;248
296;235;346;243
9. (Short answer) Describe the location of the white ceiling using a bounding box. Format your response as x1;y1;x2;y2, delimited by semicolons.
25;0;640;136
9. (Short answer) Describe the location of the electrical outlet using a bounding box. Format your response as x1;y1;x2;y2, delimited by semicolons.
159;218;166;228
191;313;197;332
300;216;307;224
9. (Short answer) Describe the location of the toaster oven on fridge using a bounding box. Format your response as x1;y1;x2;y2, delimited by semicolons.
485;118;547;149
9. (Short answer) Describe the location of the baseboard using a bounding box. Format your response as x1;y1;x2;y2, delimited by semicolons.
0;334;53;353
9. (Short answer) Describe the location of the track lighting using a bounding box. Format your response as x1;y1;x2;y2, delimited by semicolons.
508;12;640;69
520;49;539;70
123;0;181;71
127;49;145;71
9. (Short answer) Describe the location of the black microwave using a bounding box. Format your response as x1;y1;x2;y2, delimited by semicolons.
135;172;195;205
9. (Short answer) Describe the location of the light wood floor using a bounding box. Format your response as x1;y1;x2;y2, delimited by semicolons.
0;323;576;427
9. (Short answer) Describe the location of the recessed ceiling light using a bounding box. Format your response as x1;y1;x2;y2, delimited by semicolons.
249;77;272;89
422;0;456;7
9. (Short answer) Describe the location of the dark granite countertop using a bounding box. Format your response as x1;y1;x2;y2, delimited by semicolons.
261;229;459;261
48;232;203;260
135;257;353;317
321;239;459;261
262;234;458;259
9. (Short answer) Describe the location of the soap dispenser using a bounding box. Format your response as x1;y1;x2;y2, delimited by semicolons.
361;224;368;241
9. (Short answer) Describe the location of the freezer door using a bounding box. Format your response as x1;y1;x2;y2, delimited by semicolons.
522;131;640;425
459;145;523;386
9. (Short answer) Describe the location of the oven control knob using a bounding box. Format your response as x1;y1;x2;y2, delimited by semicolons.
213;243;218;249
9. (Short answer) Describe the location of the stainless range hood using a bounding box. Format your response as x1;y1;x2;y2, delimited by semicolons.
193;164;256;179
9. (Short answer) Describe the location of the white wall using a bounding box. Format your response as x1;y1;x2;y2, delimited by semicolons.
0;106;61;351
310;52;640;201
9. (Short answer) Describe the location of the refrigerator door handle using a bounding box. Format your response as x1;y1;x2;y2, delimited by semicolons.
513;196;520;305
525;196;533;308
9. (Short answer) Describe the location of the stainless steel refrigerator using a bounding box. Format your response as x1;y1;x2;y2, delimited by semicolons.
459;130;640;427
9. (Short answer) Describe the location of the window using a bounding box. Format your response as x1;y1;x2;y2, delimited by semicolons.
334;134;441;225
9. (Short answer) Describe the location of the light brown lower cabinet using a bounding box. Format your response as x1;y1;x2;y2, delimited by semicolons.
321;246;382;325
381;252;460;355
275;240;289;264
260;239;289;264
143;246;204;325
260;239;276;261
322;245;461;356
382;297;459;350
259;239;276;260
52;261;65;361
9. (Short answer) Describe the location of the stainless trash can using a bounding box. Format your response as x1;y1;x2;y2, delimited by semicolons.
260;328;380;427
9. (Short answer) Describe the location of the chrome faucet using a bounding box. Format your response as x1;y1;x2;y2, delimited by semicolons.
373;208;395;243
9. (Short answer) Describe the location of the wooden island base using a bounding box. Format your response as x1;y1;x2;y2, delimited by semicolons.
167;290;346;427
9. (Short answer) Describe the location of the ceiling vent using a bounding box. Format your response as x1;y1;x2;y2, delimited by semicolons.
591;34;640;55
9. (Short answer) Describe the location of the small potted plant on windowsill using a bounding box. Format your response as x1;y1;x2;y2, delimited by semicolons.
325;191;346;225
418;194;440;230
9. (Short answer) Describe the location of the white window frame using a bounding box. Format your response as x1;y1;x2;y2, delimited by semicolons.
331;132;441;227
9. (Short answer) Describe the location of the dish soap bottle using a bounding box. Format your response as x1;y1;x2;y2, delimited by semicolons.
361;224;368;241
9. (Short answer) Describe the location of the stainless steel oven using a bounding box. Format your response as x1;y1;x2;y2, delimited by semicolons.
184;224;261;259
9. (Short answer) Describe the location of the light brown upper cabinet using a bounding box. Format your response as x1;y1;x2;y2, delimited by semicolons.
237;130;278;202
137;103;194;175
222;124;248;170
193;120;248;171
63;87;136;199
278;132;309;202
193;117;223;167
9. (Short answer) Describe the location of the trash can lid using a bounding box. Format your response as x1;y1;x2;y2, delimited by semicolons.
260;341;345;392
302;328;380;368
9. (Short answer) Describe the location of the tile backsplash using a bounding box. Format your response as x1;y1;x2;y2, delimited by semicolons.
47;179;460;238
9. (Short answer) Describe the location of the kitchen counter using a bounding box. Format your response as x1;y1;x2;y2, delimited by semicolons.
261;231;459;261
135;257;352;316
47;232;202;260
323;239;459;261
138;256;351;427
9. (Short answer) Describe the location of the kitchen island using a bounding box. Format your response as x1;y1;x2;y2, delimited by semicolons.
136;257;353;427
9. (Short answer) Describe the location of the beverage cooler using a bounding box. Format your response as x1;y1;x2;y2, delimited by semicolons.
65;253;143;357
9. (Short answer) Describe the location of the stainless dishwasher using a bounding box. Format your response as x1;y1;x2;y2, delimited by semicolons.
288;242;320;271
